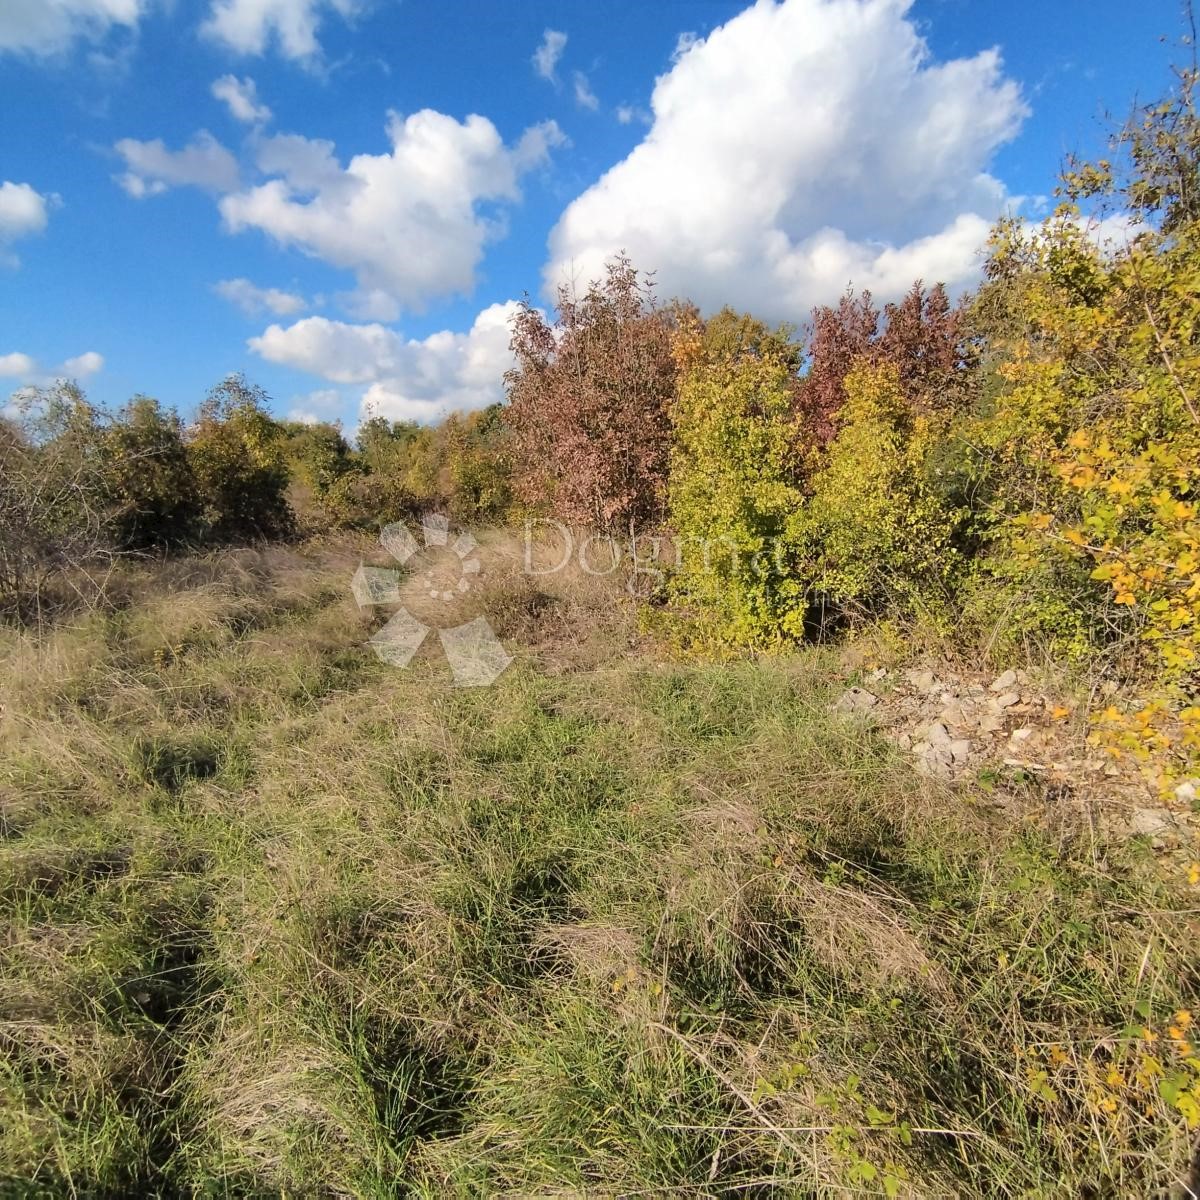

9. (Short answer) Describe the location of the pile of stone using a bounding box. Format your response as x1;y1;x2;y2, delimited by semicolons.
832;662;1198;845
834;665;1062;780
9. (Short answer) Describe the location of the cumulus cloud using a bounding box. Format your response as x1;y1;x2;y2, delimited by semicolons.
0;353;37;377
201;0;362;62
545;0;1028;321
0;0;145;57
286;387;343;424
0;181;52;264
61;351;104;377
220;111;566;317
212;74;272;124
532;28;567;82
249;300;520;423
214;276;307;316
115;131;240;197
0;349;104;385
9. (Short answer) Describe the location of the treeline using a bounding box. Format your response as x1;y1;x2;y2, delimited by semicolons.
4;67;1198;778
0;374;513;616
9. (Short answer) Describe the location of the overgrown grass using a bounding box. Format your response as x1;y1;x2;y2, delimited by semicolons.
0;539;1196;1196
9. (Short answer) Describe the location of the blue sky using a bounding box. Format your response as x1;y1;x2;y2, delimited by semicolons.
0;0;1181;429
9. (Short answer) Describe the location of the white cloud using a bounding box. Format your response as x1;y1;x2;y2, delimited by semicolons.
286;387;343;424
0;349;104;385
115;131;240;196
545;0;1028;321
0;353;37;377
215;276;307;316
0;181;52;264
671;31;699;64
0;0;145;57
61;351;104;377
249;300;520;423
532;28;567;82
573;70;598;111
201;0;362;62
212;74;272;124
615;104;650;126
220;111;566;316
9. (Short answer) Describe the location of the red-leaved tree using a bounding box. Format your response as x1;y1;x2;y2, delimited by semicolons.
796;282;967;447
504;256;677;531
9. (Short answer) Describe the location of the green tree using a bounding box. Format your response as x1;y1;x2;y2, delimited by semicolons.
103;396;201;549
188;375;293;542
667;309;808;646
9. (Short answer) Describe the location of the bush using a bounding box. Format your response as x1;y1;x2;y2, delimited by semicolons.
801;363;962;621
103;396;201;550
667;309;809;647
187;376;293;543
964;63;1200;781
0;386;115;616
505;255;676;532
444;405;513;524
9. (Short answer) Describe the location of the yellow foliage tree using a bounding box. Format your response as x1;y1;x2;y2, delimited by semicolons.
802;363;960;619
975;62;1200;783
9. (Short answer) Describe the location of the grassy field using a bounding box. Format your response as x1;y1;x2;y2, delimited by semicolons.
0;537;1197;1196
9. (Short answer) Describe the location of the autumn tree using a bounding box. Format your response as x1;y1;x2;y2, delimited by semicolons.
667;308;809;646
188;375;293;542
504;256;677;532
965;55;1200;781
796;282;967;448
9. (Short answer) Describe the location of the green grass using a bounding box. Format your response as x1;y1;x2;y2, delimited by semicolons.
0;540;1196;1196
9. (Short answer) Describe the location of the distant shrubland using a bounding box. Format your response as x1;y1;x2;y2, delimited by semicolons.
5;64;1200;787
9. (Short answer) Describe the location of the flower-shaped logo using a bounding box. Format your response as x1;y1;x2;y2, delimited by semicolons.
351;513;513;687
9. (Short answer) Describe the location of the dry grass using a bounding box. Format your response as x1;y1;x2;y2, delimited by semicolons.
0;533;1197;1196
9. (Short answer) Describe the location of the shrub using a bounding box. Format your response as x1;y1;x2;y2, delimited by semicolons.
0;386;115;616
103;396;201;550
801;363;962;621
796;283;967;448
966;62;1200;782
281;421;355;496
444;405;513;524
187;375;294;543
320;470;416;530
667;309;809;647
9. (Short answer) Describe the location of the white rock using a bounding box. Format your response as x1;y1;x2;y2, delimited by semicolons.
992;692;1020;710
926;722;952;747
950;739;971;763
1129;808;1177;838
990;669;1018;693
905;668;936;692
834;687;879;715
1174;780;1198;804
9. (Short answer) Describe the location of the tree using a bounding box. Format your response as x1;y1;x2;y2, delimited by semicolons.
187;375;293;542
667;308;808;646
801;363;960;618
966;55;1200;779
103;396;201;549
796;283;968;449
0;386;114;617
504;255;677;532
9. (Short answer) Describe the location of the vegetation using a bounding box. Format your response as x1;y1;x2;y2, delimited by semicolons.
2;43;1200;1197
1;543;1196;1195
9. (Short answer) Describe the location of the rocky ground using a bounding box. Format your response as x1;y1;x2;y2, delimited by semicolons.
834;664;1199;853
